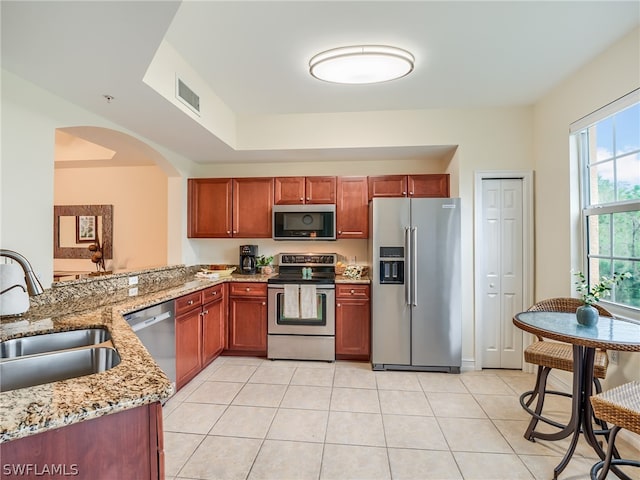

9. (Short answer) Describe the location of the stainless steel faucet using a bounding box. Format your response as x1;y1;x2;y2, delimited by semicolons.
0;249;45;295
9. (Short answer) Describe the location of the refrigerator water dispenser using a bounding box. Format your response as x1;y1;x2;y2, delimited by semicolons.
380;260;404;284
379;246;404;284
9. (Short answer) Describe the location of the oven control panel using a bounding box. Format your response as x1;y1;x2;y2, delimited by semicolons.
278;253;337;266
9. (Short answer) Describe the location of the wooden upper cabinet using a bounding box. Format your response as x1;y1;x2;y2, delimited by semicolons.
305;176;336;204
188;178;233;238
408;174;450;197
232;177;274;237
368;175;408;199
274;177;305;204
336;176;369;239
274;176;336;204
368;174;450;199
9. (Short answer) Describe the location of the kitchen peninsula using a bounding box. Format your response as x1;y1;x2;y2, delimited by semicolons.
0;265;369;479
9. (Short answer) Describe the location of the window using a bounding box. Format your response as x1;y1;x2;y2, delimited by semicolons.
573;90;640;312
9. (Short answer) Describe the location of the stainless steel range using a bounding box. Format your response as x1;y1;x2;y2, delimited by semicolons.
267;253;336;362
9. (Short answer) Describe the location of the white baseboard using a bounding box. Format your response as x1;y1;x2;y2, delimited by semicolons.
461;358;476;372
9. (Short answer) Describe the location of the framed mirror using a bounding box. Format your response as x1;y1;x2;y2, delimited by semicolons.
54;205;113;259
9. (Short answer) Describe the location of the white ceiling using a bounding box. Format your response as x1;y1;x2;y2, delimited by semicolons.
2;1;638;165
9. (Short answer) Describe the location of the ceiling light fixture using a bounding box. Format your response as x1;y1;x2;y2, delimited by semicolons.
309;45;414;85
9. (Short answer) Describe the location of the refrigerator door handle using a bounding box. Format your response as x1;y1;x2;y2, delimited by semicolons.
412;226;418;306
405;226;411;306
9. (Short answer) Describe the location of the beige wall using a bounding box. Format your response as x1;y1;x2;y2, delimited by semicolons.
0;70;187;286
54;165;169;273
533;27;640;388
534;26;640;301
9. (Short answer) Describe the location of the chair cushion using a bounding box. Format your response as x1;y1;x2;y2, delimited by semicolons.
524;341;608;379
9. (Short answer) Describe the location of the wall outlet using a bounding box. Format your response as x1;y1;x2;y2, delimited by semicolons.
128;287;138;297
610;350;619;365
128;276;138;286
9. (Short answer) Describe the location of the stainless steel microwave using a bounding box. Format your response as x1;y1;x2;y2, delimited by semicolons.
272;204;336;240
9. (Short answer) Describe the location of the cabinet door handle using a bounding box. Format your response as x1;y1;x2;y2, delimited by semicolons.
409;191;414;195
211;291;217;296
337;303;341;307
246;287;250;292
350;289;355;294
299;197;304;202
262;302;266;306
203;310;208;315
402;191;407;195
338;230;342;234
227;230;231;234
187;300;194;305
306;197;310;201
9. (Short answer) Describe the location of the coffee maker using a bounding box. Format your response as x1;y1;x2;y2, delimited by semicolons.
239;245;258;275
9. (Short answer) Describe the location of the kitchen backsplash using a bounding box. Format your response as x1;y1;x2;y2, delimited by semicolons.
191;238;369;268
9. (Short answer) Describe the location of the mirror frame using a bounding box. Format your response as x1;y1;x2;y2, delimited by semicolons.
54;205;113;259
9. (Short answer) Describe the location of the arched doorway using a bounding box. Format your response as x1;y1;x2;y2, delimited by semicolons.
53;126;179;277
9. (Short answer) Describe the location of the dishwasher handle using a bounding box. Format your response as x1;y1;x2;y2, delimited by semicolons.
129;310;173;333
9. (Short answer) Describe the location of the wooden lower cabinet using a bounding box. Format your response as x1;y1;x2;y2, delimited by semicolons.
0;402;164;480
175;306;201;389
175;284;227;390
335;284;371;361
202;293;226;365
228;282;267;355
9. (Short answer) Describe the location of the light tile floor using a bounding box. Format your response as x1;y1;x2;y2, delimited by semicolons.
163;357;637;480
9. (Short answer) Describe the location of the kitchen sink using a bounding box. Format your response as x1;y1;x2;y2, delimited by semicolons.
0;347;121;392
1;328;112;358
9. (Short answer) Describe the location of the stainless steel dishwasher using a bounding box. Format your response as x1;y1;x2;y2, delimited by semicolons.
125;300;176;388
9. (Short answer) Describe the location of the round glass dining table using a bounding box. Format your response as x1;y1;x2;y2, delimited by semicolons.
513;311;640;480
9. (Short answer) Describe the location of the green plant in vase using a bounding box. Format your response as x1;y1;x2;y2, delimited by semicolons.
257;255;274;275
573;271;632;326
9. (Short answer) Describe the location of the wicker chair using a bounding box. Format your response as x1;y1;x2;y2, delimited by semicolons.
589;381;640;480
520;297;612;440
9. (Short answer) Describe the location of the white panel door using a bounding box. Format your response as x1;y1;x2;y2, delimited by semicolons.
481;179;523;369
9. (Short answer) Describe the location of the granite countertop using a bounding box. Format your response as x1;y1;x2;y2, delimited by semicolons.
0;271;368;443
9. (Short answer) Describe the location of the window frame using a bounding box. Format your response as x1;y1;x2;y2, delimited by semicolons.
573;89;640;320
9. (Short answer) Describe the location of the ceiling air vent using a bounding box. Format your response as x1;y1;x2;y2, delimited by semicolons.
176;77;200;115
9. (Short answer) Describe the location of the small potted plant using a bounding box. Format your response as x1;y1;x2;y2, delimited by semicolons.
573;270;632;326
256;255;274;275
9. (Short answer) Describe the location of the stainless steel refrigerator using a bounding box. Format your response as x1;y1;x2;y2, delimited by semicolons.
369;197;461;373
